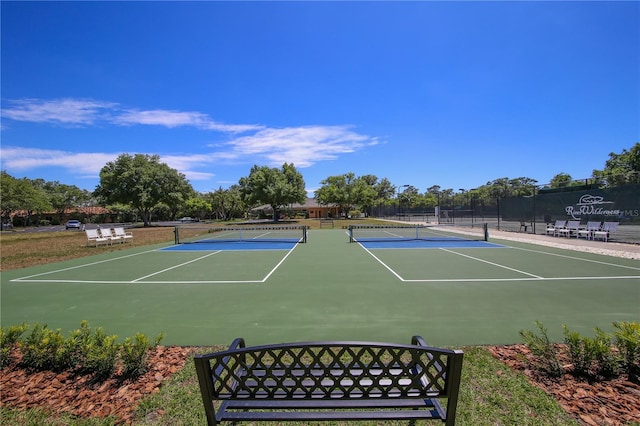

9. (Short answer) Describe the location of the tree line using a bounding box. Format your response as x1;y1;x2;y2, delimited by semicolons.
1;143;638;227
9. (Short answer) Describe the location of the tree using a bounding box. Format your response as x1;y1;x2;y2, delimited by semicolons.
94;154;194;226
183;196;212;220
508;177;539;196
42;181;90;223
1;171;20;225
398;185;419;212
164;179;196;220
238;163;306;221
549;173;573;188
592;142;640;187
0;172;51;227
314;173;358;218
206;185;246;220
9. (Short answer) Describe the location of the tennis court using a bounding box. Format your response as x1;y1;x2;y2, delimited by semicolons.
2;225;638;347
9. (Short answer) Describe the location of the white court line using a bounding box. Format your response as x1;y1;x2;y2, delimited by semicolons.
260;244;299;282
132;251;222;282
509;246;640;271
440;248;544;279
10;249;158;282
357;242;406;281
356;241;639;283
10;243;300;285
402;275;640;283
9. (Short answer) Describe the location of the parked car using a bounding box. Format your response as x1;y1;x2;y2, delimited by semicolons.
179;217;197;222
65;220;82;230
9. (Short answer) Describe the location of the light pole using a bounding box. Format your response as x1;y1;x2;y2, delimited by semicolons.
458;189;465;222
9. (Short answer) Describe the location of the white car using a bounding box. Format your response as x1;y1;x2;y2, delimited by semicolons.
65;220;82;230
179;217;196;222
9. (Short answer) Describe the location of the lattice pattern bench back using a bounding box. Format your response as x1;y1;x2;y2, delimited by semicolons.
196;339;462;400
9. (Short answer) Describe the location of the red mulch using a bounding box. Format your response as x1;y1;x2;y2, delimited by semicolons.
487;344;640;426
1;345;639;425
0;346;196;424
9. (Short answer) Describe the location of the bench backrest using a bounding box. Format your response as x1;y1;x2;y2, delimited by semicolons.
195;338;463;401
585;221;602;231
85;229;102;239
565;220;581;229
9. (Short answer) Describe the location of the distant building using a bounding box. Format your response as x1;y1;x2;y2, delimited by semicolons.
251;198;339;219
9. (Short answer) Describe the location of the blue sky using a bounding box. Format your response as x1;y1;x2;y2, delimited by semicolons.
1;1;638;195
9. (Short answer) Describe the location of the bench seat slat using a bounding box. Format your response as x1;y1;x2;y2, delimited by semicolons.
222;389;439;399
220;409;442;422
224;397;440;409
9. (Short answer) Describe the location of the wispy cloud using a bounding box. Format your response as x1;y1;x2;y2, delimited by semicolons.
2;98;117;126
0;146;217;182
226;125;379;167
1;98;381;187
0;146;118;176
2;98;261;133
112;109;263;133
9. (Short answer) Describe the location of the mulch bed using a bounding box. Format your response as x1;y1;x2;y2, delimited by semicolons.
0;346;195;424
487;344;640;426
1;345;639;425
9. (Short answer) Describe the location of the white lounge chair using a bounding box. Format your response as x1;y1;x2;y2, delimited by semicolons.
546;220;566;237
593;222;619;242
558;220;581;238
577;221;601;240
113;227;134;243
86;229;110;246
101;228;124;244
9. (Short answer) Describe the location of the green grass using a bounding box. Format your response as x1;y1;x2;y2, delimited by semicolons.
0;346;580;426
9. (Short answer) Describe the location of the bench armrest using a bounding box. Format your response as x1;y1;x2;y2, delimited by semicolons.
195;338;247;425
228;337;246;351
411;335;428;347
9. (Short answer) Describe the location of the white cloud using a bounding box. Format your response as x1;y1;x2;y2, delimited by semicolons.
0;147;220;183
2;98;117;126
226;125;379;167
0;146;118;175
2;98;262;133
160;154;217;181
1;99;381;185
113;109;262;133
113;109;211;128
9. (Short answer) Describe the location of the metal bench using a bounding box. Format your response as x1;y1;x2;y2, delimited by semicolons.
194;336;464;425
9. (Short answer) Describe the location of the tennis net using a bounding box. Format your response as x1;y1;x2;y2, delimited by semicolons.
174;225;308;244
348;223;488;243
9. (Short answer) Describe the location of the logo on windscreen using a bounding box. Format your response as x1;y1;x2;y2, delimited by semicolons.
565;194;619;219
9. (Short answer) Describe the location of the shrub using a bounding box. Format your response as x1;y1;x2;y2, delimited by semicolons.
62;320;94;372
519;321;563;377
563;325;595;377
84;327;119;381
613;321;640;375
120;332;165;379
0;323;28;369
589;327;619;379
20;324;67;371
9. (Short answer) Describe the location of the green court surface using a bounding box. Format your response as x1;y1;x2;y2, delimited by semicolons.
1;229;638;347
